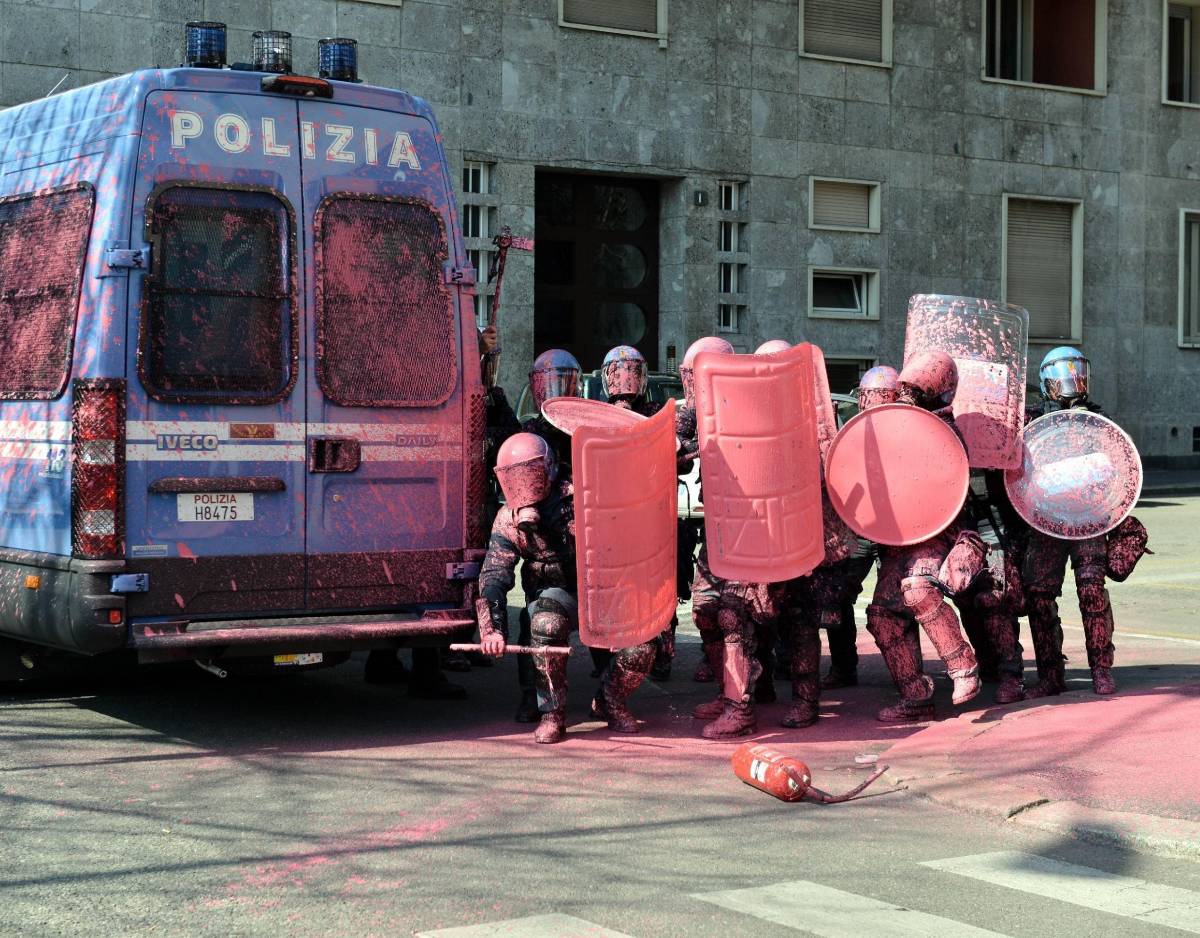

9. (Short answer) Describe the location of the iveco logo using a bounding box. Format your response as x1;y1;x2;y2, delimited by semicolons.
396;434;438;447
156;434;219;452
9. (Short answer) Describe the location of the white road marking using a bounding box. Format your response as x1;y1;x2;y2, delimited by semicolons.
1061;623;1200;645
922;852;1200;934
691;880;1008;937
416;913;635;938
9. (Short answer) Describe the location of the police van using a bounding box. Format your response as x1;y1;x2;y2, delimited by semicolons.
0;26;485;673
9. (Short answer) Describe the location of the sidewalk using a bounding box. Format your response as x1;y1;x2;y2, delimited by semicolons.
882;685;1200;861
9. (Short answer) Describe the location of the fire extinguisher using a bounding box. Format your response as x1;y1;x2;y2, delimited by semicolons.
731;743;889;804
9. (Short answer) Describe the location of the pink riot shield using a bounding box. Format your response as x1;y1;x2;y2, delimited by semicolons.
807;344;839;462
573;400;678;649
903;294;1029;470
693;343;824;582
1004;410;1143;539
542;396;646;435
825;404;970;547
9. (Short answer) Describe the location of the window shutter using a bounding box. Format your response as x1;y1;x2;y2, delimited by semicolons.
562;0;659;34
803;0;885;62
812;181;872;229
1006;199;1074;339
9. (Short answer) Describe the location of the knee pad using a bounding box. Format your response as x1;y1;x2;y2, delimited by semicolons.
692;597;721;643
718;605;747;641
530;610;570;644
901;575;944;622
1026;593;1059;621
1077;580;1110;613
617;641;655;674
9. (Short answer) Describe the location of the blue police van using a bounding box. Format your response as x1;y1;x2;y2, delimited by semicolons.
0;26;486;674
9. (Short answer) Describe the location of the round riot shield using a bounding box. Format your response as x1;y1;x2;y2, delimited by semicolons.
824;404;970;547
541;397;646;435
1004;410;1142;539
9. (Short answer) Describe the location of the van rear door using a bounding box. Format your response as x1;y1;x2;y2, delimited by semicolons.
298;102;465;611
124;91;306;617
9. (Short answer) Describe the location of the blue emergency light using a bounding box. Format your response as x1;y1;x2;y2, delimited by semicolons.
185;21;226;68
253;30;292;74
318;38;359;82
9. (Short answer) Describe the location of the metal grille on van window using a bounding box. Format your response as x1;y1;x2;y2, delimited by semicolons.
315;197;458;408
0;185;94;400
143;187;291;399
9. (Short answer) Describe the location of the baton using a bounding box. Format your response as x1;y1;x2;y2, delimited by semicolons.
449;643;571;657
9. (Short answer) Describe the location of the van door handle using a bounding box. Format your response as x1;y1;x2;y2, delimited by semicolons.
308;437;361;473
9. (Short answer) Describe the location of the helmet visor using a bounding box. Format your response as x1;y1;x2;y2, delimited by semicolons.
602;360;647;399
495;458;552;509
531;368;580;408
1041;357;1089;403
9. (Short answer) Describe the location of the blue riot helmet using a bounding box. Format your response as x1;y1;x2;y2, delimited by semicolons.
1039;346;1089;405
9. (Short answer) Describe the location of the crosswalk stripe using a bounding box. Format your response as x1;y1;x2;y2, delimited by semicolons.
691;880;1008;937
416;913;636;938
921;852;1200;934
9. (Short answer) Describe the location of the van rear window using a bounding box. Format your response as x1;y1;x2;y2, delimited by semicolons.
315;196;457;408
141;186;294;401
0;185;94;400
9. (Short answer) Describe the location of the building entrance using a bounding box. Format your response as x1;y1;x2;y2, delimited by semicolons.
534;172;659;372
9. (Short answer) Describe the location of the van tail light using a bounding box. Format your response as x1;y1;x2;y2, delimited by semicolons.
72;379;125;559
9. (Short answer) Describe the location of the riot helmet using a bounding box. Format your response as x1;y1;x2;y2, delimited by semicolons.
495;433;557;532
755;339;791;355
529;349;581;410
898;350;958;410
601;345;648;402
1039;346;1089;406
857;365;900;410
680;336;734;408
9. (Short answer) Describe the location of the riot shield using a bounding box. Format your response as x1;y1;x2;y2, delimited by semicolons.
825;403;970;547
693;343;824;582
542;396;646;435
574;401;678;649
808;344;839;463
1004;409;1143;539
903;294;1029;470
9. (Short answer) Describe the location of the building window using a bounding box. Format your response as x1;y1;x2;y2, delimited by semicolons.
1179;210;1200;347
800;0;893;67
808;267;879;319
717;180;748;334
809;178;881;232
1193;425;1200;452
461;159;498;329
559;0;667;41
983;0;1107;93
824;357;875;394
1002;196;1082;341
1165;2;1200;104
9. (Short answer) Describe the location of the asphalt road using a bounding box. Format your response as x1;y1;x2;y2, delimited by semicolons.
0;495;1196;936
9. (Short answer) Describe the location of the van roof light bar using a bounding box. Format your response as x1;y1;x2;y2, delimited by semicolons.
185;22;226;68
318;38;359;82
261;74;334;98
252;30;292;74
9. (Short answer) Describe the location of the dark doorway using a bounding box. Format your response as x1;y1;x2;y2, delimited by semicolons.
534;172;660;372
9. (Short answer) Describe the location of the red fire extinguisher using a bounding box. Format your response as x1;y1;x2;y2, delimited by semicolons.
731;743;889;804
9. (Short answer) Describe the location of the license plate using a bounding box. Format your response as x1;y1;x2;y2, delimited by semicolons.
177;493;254;522
273;653;323;666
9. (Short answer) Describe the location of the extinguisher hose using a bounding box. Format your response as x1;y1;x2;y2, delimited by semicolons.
794;765;890;804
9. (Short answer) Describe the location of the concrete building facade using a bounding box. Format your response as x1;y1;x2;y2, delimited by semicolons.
1;0;1198;462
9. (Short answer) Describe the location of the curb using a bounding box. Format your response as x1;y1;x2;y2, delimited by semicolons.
881;703;1200;862
1140;486;1200;498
